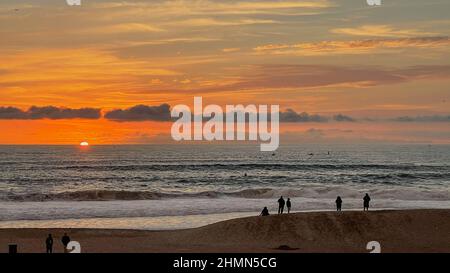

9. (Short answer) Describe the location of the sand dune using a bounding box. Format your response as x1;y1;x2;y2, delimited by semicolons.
1;209;449;253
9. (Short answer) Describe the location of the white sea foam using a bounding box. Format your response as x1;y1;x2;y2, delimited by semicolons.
3;185;449;201
1;196;449;222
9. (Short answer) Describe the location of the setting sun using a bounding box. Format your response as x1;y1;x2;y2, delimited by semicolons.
80;141;89;146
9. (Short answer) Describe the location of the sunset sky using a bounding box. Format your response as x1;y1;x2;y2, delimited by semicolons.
1;0;449;144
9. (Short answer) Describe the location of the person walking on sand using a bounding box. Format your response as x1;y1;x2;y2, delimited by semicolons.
363;193;371;211
278;196;285;214
260;206;269;216
286;198;292;213
336;196;342;211
45;234;53;253
61;233;71;253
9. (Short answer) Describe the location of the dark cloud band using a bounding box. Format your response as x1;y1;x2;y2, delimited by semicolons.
0;106;101;120
104;104;172;121
103;105;355;123
1;105;449;123
391;115;450;122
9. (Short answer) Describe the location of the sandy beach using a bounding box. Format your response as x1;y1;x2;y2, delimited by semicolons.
1;209;449;253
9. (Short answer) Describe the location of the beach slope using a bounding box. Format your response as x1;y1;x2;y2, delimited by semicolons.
1;209;449;253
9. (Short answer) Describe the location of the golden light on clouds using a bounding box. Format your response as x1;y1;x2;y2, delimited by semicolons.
0;0;449;144
253;37;450;56
331;25;437;38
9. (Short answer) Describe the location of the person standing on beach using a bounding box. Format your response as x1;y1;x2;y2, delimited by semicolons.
45;234;53;253
61;233;71;253
363;193;371;211
286;198;291;213
278;196;285;214
336;196;342;211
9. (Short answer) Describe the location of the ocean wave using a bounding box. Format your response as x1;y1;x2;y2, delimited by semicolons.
31;163;449;172
3;186;449;202
3;189;268;201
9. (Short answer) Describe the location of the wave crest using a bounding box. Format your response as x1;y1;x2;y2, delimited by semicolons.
3;186;449;202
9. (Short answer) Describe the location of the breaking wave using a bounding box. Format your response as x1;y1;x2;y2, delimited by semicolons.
3;186;449;202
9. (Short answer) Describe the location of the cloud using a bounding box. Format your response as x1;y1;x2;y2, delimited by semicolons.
102;103;450;124
304;128;325;137
391;115;450;122
229;109;357;123
163;18;277;27
104;104;172;121
187;64;450;93
253;36;450;56
0;48;181;90
279;109;328;122
279;110;355;123
222;48;241;53
102;104;353;123
84;23;165;34
92;1;333;16
333;114;355;122
331;25;437;38
0;107;25;119
2;104;449;124
0;106;101;120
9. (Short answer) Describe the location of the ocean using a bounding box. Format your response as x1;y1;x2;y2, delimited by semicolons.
0;144;449;229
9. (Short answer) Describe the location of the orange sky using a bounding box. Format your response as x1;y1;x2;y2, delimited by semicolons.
0;0;449;144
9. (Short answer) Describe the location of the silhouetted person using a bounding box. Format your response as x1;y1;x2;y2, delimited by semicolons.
45;234;53;253
260;207;269;216
278;196;285;214
363;193;371;211
336;196;342;211
286;198;291;213
61;233;71;253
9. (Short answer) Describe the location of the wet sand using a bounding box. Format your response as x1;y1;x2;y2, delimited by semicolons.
1;209;449;253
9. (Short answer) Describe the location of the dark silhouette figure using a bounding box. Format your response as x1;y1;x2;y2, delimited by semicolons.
61;233;71;253
286;198;292;213
8;244;17;254
45;234;53;253
336;196;342;211
363;193;371;211
260;207;269;216
278;196;285;214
